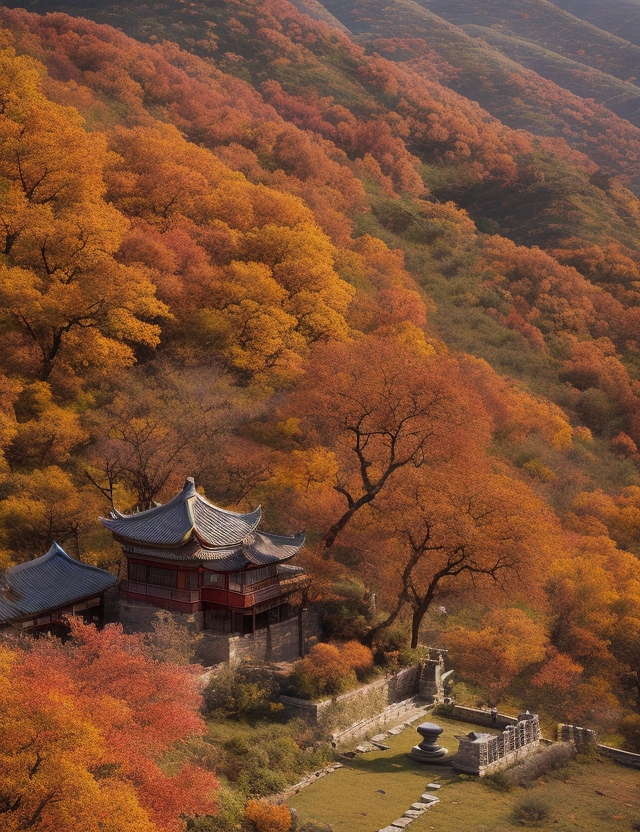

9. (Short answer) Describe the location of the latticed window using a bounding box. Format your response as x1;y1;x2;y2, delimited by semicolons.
228;573;243;591
244;566;276;586
129;562;146;583
147;566;177;588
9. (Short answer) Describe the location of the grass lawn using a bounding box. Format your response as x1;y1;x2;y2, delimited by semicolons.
287;717;640;832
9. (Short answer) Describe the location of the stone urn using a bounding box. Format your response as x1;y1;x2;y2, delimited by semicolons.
410;722;449;763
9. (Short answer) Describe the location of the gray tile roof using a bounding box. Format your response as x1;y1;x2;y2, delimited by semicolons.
122;531;306;570
0;543;117;624
104;478;305;568
244;531;306;565
100;477;262;547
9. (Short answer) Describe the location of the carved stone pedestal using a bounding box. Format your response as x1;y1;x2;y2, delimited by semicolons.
410;722;448;763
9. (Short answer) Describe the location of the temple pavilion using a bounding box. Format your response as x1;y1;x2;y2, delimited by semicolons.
101;477;308;634
0;542;117;634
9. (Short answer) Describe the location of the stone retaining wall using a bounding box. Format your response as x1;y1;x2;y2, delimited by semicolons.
118;601;321;665
280;665;422;730
597;745;640;768
447;704;519;730
557;723;596;746
330;697;430;745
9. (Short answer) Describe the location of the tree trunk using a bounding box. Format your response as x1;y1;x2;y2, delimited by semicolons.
363;597;405;647
410;607;422;649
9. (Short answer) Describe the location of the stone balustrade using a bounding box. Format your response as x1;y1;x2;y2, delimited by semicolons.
451;713;541;776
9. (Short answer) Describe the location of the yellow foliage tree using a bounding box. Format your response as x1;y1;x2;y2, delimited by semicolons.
0;47;167;384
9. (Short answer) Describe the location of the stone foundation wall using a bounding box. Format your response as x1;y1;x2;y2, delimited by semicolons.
195;632;232;665
117;601;321;665
195;608;322;665
228;608;321;664
119;599;205;633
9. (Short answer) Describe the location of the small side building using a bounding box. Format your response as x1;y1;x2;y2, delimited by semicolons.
101;477;309;636
0;542;117;635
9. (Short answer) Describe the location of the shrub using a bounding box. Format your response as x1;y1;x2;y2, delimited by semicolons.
186;787;246;831
619;713;640;752
322;598;370;639
515;743;576;787
484;769;513;792
204;662;283;719
512;796;551;826
339;640;374;679
146;609;202;664
216;723;331;798
287;640;377;699
244;799;291;832
288;643;354;699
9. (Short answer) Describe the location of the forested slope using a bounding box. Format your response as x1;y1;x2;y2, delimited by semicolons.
2;0;640;757
550;0;640;49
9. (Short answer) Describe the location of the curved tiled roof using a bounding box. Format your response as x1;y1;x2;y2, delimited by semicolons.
100;478;262;548
244;531;307;566
0;543;117;624
122;531;306;570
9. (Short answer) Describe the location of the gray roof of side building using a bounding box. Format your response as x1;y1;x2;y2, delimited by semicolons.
0;542;117;624
100;477;263;548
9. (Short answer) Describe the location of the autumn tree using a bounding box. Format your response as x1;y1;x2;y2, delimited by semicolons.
0;466;96;560
8;619;216;832
84;362;243;507
0;642;157;832
364;460;553;648
1;619;218;832
0;46;167;386
286;335;488;553
446;608;549;705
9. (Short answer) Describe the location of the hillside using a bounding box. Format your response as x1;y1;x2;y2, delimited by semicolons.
462;25;640;126
422;0;640;83
13;0;640;194
2;0;640;802
551;0;640;49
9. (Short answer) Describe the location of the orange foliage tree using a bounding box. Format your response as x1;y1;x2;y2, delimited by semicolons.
446;608;549;706
286;334;487;553
1;619;218;832
364;459;554;648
